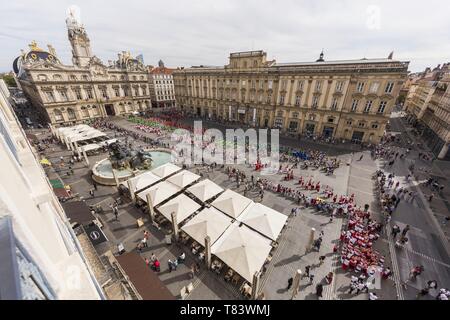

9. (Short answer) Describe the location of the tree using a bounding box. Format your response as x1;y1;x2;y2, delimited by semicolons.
1;74;17;87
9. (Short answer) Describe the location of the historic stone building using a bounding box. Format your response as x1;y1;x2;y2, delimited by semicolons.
13;12;151;125
148;60;176;109
404;64;450;159
173;50;409;143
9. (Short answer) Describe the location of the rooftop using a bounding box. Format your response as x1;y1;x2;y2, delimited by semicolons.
274;58;408;67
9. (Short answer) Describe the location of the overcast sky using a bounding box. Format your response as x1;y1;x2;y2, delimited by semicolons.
1;0;449;72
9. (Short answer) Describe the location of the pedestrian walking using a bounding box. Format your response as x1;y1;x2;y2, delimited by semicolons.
286;277;293;290
316;283;323;298
113;206;119;221
318;255;326;266
356;282;368;294
391;225;401;239
313;237;322;251
302;265;311;279
401;225;410;237
93;182;97;191
89;189;95;198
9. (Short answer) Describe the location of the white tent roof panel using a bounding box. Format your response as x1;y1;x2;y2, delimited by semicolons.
211;189;253;219
157;194;201;225
121;171;162;193
238;203;288;241
211;222;273;283
151;163;182;178
186;179;224;202
167;170;201;189
136;181;181;206
181;207;233;246
80;143;101;152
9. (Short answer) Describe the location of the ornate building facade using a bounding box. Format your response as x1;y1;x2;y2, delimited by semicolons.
404;64;450;159
173;50;409;143
13;12;151;125
148;60;176;109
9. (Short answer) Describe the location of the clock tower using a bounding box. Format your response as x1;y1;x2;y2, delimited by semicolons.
66;9;92;67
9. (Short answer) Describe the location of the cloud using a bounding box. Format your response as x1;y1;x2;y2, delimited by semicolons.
0;0;449;72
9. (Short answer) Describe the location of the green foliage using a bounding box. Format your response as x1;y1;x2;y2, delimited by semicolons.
1;74;17;87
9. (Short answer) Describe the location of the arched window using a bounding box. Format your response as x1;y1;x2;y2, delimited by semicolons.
81;106;89;117
67;108;76;120
54;109;63;121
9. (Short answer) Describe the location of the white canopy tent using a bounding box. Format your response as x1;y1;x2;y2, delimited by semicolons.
136;181;181;207
121;171;161;193
151;163;182;179
211;222;273;283
238;203;288;241
57;125;91;141
181;207;233;245
71;130;106;143
80;143;102;153
211;189;254;219
157;194;201;225
167;170;201;189
186;179;224;202
99;138;118;147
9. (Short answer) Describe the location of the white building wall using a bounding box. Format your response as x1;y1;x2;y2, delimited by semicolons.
0;80;102;300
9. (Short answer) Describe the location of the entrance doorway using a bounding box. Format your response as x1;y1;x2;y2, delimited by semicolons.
238;113;245;122
105;104;115;116
196;107;201;116
264;118;269;128
351;131;364;144
305;123;315;135
322;126;334;138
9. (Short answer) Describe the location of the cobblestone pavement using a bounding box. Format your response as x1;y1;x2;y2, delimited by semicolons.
33;113;448;300
375;109;450;300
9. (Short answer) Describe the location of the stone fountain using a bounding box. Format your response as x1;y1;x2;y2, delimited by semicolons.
92;141;171;186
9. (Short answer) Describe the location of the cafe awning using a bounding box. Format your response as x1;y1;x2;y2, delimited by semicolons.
136;181;181;207
167;170;201;189
62;201;95;226
151;163;182;179
121;171;161;193
181;207;233;245
157;194;201;225
238;203;288;241
115;252;174;300
186;179;224;202
211;189;253;219
211;222;273;283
